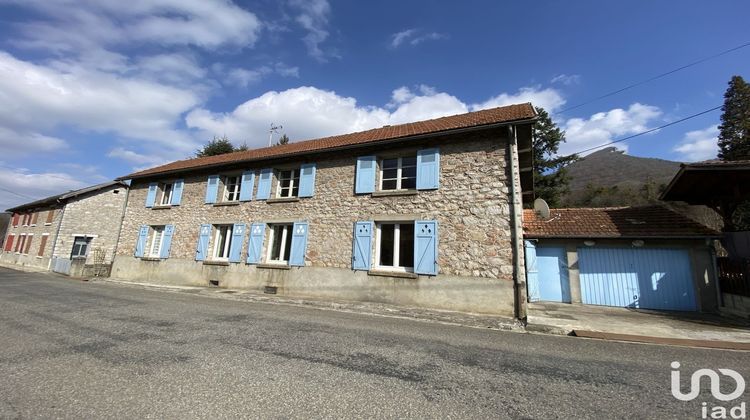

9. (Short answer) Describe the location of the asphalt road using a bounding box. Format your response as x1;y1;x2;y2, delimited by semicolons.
0;268;748;419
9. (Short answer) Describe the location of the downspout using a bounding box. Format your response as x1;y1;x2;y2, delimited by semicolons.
508;125;527;320
709;239;723;310
110;183;131;265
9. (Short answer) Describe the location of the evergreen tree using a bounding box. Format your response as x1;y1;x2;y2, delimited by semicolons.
276;134;290;146
196;136;237;157
533;107;578;207
718;75;750;161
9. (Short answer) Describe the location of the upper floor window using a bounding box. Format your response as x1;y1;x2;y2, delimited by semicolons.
160;183;173;206
276;169;300;198
223;176;241;202
380;157;417;191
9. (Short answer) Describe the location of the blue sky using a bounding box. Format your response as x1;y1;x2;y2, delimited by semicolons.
0;0;748;209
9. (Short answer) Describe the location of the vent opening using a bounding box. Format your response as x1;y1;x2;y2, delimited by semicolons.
264;286;278;295
209;279;219;287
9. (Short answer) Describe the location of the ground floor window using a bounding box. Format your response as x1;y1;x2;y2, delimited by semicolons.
149;226;165;258
24;235;33;255
375;222;414;271
267;224;293;264
71;236;91;259
16;235;25;253
4;235;13;252
38;235;49;257
213;225;233;260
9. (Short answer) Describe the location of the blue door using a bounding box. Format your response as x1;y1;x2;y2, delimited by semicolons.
578;247;696;311
526;242;571;303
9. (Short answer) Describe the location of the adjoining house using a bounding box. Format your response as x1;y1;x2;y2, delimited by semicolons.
112;104;537;317
523;206;721;312
1;181;129;277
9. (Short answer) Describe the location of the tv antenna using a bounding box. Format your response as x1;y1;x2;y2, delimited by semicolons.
268;123;283;147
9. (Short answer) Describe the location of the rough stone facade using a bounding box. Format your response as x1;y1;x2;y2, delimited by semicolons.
113;128;526;315
0;208;62;271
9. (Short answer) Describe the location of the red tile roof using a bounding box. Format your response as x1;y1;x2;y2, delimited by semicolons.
123;103;536;179
523;206;719;238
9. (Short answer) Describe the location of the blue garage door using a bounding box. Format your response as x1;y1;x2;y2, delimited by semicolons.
578;247;696;311
525;241;571;303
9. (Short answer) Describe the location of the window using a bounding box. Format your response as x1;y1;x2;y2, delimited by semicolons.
276;169;300;198
22;214;29;226
223;176;241;202
160;183;173;206
380;157;417;191
375;222;414;271
45;210;55;225
213;225;233;259
71;236;91;259
24;235;33;255
38;235;48;257
149;226;165;258
16;235;25;253
31;212;38;226
267;224;293;264
4;235;14;252
12;213;19;227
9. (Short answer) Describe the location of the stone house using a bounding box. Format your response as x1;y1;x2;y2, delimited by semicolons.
1;181;129;276
112;104;536;317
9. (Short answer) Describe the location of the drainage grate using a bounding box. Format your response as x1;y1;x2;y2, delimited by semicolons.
264;286;278;295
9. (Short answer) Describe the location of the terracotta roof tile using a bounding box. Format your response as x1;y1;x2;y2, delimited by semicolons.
123;103;536;179
523;206;719;238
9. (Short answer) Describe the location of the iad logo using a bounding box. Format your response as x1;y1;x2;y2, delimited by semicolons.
671;361;746;419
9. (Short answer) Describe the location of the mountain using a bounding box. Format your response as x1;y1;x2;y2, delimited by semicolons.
562;147;682;207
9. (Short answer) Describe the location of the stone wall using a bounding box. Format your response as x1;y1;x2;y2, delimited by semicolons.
0;207;62;271
112;128;522;315
54;184;128;265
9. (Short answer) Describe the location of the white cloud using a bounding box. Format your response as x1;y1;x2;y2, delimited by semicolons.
6;0;262;53
0;166;87;210
390;28;448;48
185;85;562;149
550;74;581;86
673;125;719;162
223;62;300;87
0;126;67;156
107;147;170;172
471;86;567;113
288;0;333;61
134;53;207;85
560;103;663;156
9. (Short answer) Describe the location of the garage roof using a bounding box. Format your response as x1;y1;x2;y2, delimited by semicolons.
523;206;719;239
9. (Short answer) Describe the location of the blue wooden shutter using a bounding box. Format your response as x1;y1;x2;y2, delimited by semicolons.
256;169;273;200
414;220;438;275
229;223;246;263
352;221;373;270
205;175;219;204
145;183;158;207
170;180;184;205
524;240;540;302
239;171;255;201
298;163;317;197
195;224;211;261
160;225;175;259
246;223;266;264
289;222;309;266
416;148;440;190
135;225;149;257
355;156;376;194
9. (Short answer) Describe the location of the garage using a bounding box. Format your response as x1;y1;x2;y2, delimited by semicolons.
523;206;721;313
577;247;696;311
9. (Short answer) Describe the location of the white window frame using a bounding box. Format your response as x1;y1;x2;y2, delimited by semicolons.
223;176;241;202
374;222;414;272
159;183;174;206
71;236;91;259
148;226;165;258
212;225;233;260
275;169;300;198
379;157;417;191
266;224;292;264
16;234;26;254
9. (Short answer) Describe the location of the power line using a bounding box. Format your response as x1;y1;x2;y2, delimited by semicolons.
566;105;722;157
553;41;750;116
0;186;40;201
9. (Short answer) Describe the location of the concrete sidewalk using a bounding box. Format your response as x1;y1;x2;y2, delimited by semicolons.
527;302;750;344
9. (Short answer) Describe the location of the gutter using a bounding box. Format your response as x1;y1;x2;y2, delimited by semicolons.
508;125;527;321
110;184;130;265
120;117;539;181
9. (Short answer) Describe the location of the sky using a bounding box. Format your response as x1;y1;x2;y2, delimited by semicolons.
0;0;748;210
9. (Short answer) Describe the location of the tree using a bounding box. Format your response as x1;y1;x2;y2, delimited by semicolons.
533;107;578;207
196;136;237;157
718;75;750;161
276;134;290;146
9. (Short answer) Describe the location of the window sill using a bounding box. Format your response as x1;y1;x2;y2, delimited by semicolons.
266;197;300;204
35;256;43;259
203;260;230;266
151;205;173;210
213;201;240;207
140;257;163;262
367;269;418;279
256;263;290;270
44;223;52;226
371;189;418;197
